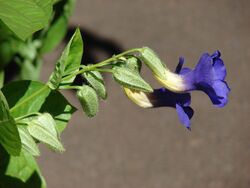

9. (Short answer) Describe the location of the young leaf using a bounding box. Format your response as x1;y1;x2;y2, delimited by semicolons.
2;80;76;133
18;125;40;156
0;91;21;156
83;71;107;99
0;0;53;40
77;85;99;117
48;28;83;90
27;113;64;152
125;56;142;72
112;66;153;92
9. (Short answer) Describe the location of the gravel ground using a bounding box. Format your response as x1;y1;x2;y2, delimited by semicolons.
39;0;250;187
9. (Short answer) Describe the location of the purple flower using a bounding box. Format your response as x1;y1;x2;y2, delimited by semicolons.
175;51;230;107
155;51;230;107
124;87;194;130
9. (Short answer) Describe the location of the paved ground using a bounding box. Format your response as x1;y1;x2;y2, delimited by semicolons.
39;0;250;187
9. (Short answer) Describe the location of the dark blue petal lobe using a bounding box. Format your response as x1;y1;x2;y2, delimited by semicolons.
175;57;185;74
180;51;230;107
176;103;193;130
148;88;194;129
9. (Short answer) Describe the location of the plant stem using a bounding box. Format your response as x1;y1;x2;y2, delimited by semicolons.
59;85;81;90
94;68;114;73
61;48;141;81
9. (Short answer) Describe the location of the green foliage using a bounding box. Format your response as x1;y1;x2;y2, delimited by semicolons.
2;81;51;118
0;1;170;186
26;113;64;152
140;47;167;79
2;80;76;133
18;125;40;156
113;66;153;92
40;0;76;53
0;70;4;88
83;70;107;100
77;85;99;118
125;56;142;72
0;146;46;188
5;151;41;182
0;91;21;156
0;0;76;82
0;0;53;41
48;28;83;89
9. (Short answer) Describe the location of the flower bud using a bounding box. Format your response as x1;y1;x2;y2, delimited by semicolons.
140;47;167;79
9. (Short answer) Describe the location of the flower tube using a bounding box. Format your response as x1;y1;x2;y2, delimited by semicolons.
124;87;194;130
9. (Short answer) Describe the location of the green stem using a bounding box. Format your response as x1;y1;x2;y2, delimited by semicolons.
94;68;114;73
60;85;81;90
61;48;141;81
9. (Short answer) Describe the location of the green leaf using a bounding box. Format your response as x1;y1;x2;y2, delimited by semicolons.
0;146;46;188
2;80;76;133
18;125;40;156
0;0;53;40
0;20;23;68
140;47;167;79
39;90;76;133
0;40;15;67
27;113;64;152
40;15;67;53
20;59;42;81
124;56;142;72
83;71;107;100
40;0;76;53
0;20;15;41
113;66;153;92
77;85;99;118
3;81;51;117
0;91;21;156
6;151;40;182
0;70;4;88
48;28;83;89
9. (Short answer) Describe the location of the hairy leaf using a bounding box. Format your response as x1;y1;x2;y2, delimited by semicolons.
83;71;107;100
140;47;167;79
113;66;153;92
27;113;64;152
48;28;83;89
0;0;53;40
77;85;99;117
18;125;40;156
125;56;142;72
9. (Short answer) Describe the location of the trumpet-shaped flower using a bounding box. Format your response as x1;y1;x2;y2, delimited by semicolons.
124;87;194;130
154;51;230;107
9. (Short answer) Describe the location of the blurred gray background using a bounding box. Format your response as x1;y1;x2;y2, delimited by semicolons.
39;0;250;187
